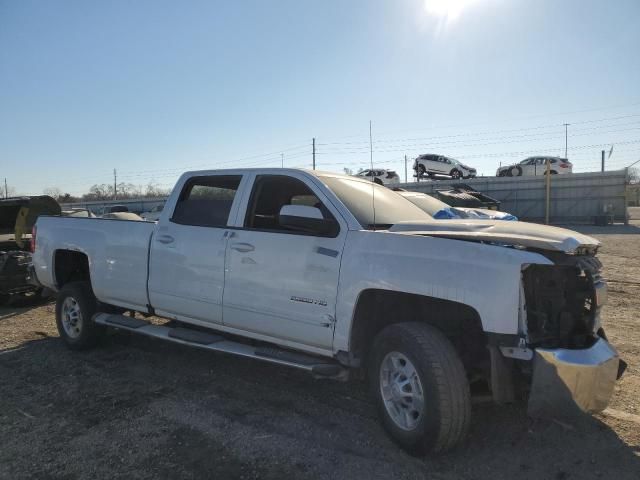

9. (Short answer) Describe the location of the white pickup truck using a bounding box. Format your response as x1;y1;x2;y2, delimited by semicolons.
32;169;625;454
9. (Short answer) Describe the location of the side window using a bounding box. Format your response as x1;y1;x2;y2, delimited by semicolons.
172;175;241;227
245;175;335;234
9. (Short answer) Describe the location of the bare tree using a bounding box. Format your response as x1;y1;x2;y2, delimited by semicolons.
629;167;639;184
43;187;63;199
3;184;17;198
84;184;113;200
145;182;171;197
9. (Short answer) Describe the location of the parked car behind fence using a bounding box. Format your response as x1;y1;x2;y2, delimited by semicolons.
353;169;400;186
413;154;477;179
497;156;573;177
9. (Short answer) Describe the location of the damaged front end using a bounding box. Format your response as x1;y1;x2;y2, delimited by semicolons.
520;252;626;418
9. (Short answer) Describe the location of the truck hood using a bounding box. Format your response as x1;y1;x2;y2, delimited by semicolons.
388;220;600;253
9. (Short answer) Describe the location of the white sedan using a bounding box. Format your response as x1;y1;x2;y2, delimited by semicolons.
353;169;400;186
497;157;573;177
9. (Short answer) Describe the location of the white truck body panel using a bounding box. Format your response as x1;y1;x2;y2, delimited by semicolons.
33;217;155;311
332;229;551;350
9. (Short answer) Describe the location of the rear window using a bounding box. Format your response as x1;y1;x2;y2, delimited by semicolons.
171;175;241;227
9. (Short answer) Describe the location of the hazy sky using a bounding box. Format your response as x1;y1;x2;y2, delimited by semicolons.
1;0;639;195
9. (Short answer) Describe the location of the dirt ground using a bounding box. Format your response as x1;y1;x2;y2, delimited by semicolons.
1;216;640;479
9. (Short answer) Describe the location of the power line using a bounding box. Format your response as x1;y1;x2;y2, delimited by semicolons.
318;114;640;149
314;107;640;144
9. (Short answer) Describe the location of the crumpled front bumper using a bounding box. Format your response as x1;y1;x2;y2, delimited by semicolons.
528;338;623;418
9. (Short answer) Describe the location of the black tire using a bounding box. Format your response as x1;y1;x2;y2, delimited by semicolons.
506;166;521;177
450;169;462;179
55;281;103;350
369;322;470;454
373;178;384;186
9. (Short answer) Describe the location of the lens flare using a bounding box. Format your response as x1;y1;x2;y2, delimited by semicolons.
424;0;480;21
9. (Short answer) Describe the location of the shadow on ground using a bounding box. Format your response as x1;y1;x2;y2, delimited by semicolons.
1;333;639;479
0;294;53;321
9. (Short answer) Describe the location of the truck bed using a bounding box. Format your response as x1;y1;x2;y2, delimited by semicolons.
33;216;156;311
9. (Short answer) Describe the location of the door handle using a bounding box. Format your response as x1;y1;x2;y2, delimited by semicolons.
230;242;255;253
156;234;175;244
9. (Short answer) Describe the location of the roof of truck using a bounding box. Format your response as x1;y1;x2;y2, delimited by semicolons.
181;168;364;182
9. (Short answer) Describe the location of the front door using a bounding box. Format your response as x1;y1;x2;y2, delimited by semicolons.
222;173;346;349
148;174;245;324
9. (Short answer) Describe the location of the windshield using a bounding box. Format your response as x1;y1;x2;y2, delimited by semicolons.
319;176;431;228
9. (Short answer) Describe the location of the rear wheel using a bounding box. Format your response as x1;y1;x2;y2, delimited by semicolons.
55;281;103;350
507;165;522;177
369;322;471;454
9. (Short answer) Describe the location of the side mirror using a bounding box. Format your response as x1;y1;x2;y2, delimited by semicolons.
278;205;338;236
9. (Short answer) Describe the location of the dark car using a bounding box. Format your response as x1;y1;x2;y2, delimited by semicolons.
0;196;61;303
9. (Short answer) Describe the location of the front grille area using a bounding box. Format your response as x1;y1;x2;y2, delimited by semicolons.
522;255;602;349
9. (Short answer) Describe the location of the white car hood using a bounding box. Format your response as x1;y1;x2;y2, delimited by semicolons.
388;220;599;253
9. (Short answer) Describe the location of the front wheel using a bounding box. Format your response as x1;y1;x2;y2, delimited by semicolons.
369;322;470;454
55;281;103;350
450;169;462;179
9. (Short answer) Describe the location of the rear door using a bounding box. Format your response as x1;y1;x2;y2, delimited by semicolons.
435;156;449;174
522;158;537;176
222;173;347;349
148;174;247;324
424;155;441;173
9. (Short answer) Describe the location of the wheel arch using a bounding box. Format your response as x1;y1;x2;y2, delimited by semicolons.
53;249;91;289
347;288;487;371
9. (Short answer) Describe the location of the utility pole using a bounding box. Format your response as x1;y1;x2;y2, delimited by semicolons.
545;159;551;224
113;168;117;200
563;123;570;159
404;155;408;183
4;178;7;199
312;138;316;170
369;121;373;170
601;150;605;172
281;153;284;169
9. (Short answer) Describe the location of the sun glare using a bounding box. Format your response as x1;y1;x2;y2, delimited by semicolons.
423;0;480;21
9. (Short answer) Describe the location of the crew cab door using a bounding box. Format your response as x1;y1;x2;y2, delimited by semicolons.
434;156;449;174
222;173;347;349
148;174;247;324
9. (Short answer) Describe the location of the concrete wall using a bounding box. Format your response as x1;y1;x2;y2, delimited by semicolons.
399;170;629;224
